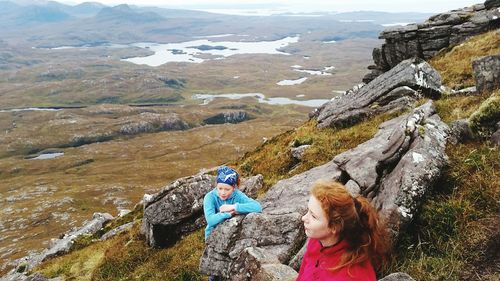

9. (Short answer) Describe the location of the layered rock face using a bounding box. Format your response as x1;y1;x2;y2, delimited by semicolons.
199;101;449;280
363;0;500;83
119;112;189;135
312;58;442;129
203;111;250;124
336;101;449;232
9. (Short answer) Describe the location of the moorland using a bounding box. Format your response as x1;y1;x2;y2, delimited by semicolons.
0;0;433;271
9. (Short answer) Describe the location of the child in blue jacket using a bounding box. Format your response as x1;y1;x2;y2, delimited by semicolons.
203;166;262;281
203;165;262;239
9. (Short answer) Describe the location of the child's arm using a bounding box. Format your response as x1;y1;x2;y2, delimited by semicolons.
204;193;232;228
234;192;262;214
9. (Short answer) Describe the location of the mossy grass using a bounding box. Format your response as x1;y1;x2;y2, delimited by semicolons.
91;227;205;281
469;91;500;137
434;91;492;124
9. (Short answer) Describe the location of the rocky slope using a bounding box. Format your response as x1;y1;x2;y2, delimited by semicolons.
1;1;498;280
199;75;450;281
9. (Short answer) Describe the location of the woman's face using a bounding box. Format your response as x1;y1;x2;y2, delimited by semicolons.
217;183;235;200
302;196;335;241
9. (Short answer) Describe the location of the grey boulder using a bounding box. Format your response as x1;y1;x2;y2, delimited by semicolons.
315;58;442;129
472;54;500;93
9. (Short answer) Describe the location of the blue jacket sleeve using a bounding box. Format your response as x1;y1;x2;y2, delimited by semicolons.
203;193;231;228
234;191;262;214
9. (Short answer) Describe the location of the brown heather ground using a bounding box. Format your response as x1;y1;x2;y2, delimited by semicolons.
429;30;500;90
5;31;500;281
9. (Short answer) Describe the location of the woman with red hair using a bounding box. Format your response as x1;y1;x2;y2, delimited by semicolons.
297;180;391;281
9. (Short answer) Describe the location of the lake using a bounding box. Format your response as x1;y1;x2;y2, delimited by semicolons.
29;152;64;160
192;93;330;107
0;108;62;113
122;36;300;67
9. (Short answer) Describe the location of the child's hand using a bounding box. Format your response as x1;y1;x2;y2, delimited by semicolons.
219;204;235;213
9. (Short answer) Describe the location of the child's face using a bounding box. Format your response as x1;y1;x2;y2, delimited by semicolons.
302;196;335;241
216;183;235;200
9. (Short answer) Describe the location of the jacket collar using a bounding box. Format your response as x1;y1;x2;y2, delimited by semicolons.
316;238;348;255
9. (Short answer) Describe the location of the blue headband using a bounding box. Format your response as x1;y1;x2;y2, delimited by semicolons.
216;166;239;186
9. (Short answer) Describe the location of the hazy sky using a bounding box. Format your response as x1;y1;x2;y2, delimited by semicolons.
64;0;483;13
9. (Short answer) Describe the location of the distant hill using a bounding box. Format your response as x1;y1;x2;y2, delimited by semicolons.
12;5;71;24
71;2;106;17
0;1;20;14
329;11;434;25
0;1;72;26
9;0;49;4
49;1;106;17
96;4;164;23
0;0;433;47
136;6;226;19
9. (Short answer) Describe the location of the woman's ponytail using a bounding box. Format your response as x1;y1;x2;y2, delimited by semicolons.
354;196;391;270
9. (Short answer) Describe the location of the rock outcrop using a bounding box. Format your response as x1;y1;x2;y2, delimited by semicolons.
337;101;449;232
141;171;263;247
290;145;311;161
203;111;250;124
119;112;189;135
100;222;134;240
199;101;449;280
312;58;442;129
363;1;500;83
2;213;113;280
472;54;500;93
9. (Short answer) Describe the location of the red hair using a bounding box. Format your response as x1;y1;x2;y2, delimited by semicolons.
311;180;391;272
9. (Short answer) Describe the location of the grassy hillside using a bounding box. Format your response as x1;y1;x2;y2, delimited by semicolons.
430;30;500;90
20;30;500;281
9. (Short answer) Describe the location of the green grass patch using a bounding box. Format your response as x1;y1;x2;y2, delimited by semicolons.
90;227;205;281
38;239;112;280
434;91;491;124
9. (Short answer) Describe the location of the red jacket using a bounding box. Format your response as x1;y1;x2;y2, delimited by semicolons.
297;238;376;281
